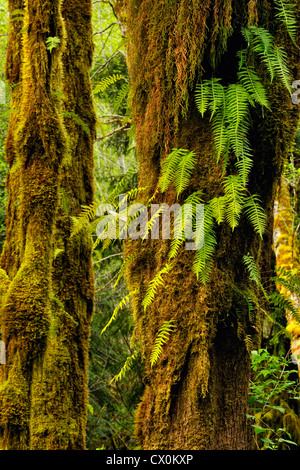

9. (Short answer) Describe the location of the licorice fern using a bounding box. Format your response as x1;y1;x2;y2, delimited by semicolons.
273;0;298;44
101;289;137;335
93;74;126;94
142;262;174;311
149;320;176;368
110;348;139;384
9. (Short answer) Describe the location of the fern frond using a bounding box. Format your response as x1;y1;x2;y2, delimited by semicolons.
193;205;217;283
243;194;267;238
273;44;291;92
114;82;130;111
237;65;270;108
209;196;227;224
173;150;197;197
243;253;261;285
248;26;277;80
205;78;225;118
101;289;137;335
223;175;246;230
211;108;229;162
110;349;139;384
46;36;60;53
195;81;210;117
226;84;250;133
168;238;184;260
70;201;99;237
159;148;186;193
93;74;126;94
149;320;176;368
142;262;174;311
273;0;298;43
235;154;253;186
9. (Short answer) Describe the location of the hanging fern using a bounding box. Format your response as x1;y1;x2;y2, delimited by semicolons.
142;262;174;311
237;65;270;109
110;349;140;384
101;289;137;335
243;195;267;238
243;253;261;285
149;320;176;368
273;0;298;44
192;205;217;284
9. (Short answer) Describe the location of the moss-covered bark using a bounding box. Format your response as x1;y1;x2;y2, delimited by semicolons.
0;0;96;450
124;0;300;449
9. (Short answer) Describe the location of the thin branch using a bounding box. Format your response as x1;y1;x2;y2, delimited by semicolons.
93;252;123;265
93;22;118;36
96;124;130;141
91;50;122;80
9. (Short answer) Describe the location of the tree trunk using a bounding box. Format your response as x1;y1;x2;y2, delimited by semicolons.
0;0;96;450
124;0;300;450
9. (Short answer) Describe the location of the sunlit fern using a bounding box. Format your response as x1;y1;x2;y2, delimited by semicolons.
149;320;176;368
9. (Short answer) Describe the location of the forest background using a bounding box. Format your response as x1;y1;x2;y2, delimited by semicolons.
0;0;299;451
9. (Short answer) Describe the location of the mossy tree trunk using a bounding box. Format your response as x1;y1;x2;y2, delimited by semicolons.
124;0;300;449
0;0;96;450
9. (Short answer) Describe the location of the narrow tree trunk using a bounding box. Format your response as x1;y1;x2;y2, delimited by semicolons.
124;0;300;450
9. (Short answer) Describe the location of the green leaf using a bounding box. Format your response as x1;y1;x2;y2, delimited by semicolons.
46;36;61;53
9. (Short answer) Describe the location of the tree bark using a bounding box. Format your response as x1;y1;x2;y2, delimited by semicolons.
0;0;96;450
124;0;300;450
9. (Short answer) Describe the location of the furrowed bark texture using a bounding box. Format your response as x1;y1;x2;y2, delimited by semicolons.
0;0;96;450
124;0;300;450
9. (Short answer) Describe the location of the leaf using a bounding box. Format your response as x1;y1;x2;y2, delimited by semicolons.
93;74;126;94
149;320;176;368
173;150;197;197
142;262;174;311
195;81;210;117
46;36;61;53
243;194;267;238
237;65;270;109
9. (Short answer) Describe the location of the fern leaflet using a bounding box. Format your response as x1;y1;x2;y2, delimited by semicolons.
149;320;176;368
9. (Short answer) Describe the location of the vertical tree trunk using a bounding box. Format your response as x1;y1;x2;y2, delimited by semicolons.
0;0;96;450
124;0;300;450
273;176;300;378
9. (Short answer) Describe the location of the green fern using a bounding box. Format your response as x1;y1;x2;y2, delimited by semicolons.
159;148;188;193
114;82;130;111
193;205;217;284
70;200;100;237
195;81;210;117
223;175;246;230
173;150;197;197
243;253;261;285
142;262;174;311
273;44;292;92
46;36;61;53
93;74;126;94
209;196;227;224
149;320;176;368
101;290;137;335
110;349;139;384
237;65;270;108
243;195;267;238
273;0;298;44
